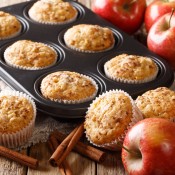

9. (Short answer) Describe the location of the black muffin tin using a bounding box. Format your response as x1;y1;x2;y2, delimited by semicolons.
0;0;174;119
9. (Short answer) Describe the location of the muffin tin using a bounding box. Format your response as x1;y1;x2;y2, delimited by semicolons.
0;0;174;119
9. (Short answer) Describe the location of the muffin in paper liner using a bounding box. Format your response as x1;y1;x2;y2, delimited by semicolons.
28;0;78;25
0;11;22;40
135;87;175;122
40;71;98;104
63;24;115;53
84;89;143;151
0;90;36;148
4;40;57;70
104;54;158;84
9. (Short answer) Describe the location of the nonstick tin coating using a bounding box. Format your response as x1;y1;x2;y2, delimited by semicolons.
0;0;174;119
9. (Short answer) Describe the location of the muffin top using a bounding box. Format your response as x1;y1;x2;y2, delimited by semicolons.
135;87;175;120
84;90;133;145
0;95;34;133
28;0;77;24
40;71;98;103
64;24;115;52
104;54;158;83
0;11;21;39
4;40;57;69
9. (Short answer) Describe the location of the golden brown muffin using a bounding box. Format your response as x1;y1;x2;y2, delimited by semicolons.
40;71;98;103
28;0;78;24
0;91;36;148
104;54;158;83
64;24;115;52
135;87;175;121
84;90;143;150
4;40;57;70
0;11;21;40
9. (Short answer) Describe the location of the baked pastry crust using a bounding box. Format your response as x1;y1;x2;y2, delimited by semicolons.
4;40;57;69
40;71;98;103
0;11;21;39
135;87;175;120
28;0;77;24
104;54;158;83
64;24;115;52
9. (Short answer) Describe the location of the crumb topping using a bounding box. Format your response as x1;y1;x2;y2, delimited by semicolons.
0;11;21;38
4;40;57;68
135;87;175;119
0;95;34;133
64;24;115;51
41;71;98;102
84;91;133;145
28;0;77;23
104;54;158;81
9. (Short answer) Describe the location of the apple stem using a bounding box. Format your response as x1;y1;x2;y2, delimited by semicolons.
118;142;142;157
168;8;175;28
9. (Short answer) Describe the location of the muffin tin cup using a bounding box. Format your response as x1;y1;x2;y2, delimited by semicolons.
0;90;36;148
0;0;174;119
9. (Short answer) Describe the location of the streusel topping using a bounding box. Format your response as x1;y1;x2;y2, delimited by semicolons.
104;54;158;81
4;40;57;68
135;87;175;119
64;24;115;52
0;95;34;133
84;91;133;145
0;11;21;39
40;71;98;103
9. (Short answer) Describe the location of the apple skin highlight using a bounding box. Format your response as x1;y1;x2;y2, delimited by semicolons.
122;118;175;175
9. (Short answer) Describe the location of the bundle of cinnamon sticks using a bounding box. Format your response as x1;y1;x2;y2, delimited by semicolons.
48;123;107;175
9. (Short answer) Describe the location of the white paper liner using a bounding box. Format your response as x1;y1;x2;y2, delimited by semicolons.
0;90;36;148
85;89;143;151
28;7;78;25
0;25;22;40
41;73;98;104
4;43;58;70
104;61;159;84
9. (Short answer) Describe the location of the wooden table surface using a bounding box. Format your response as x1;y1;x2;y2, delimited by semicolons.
0;1;126;175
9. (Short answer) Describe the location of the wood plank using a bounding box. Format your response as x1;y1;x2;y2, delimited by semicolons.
97;152;126;175
0;149;27;175
27;142;61;175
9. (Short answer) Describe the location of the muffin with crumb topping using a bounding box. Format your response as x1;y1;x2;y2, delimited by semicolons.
84;89;143;150
0;90;36;148
28;0;78;24
135;87;175;121
64;24;115;53
0;11;21;40
40;71;98;104
104;54;158;84
4;40;57;70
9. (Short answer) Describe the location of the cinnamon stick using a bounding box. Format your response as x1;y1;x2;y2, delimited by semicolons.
48;135;72;175
0;145;39;169
49;123;84;167
51;130;107;163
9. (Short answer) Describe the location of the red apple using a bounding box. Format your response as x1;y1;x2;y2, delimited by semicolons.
147;11;175;70
144;0;175;32
91;0;146;34
122;118;175;175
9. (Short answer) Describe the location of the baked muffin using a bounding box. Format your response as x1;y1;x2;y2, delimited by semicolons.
28;0;78;24
4;40;57;70
0;90;36;148
84;89;143;150
135;87;175;121
104;54;158;83
64;24;115;53
40;71;98;104
0;11;21;40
